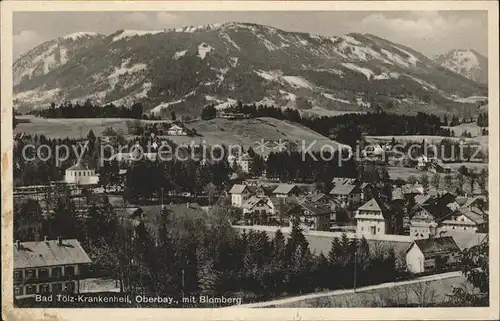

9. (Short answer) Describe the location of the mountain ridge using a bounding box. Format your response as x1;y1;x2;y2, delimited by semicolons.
13;22;488;117
433;49;488;84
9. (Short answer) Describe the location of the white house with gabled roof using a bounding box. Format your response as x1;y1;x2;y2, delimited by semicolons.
64;162;99;185
229;184;252;207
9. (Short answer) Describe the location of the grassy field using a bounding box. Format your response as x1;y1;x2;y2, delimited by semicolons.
280;274;468;307
443;123;485;137
387;166;426;181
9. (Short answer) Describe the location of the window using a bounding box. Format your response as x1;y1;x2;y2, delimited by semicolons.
26;285;36;295
14;270;22;281
40;284;50;294
14;287;23;296
65;266;75;276
25;269;36;279
38;268;49;279
52;283;63;293
65;282;75;293
52;267;62;277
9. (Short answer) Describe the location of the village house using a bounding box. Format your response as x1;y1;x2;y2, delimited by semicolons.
355;198;403;237
64;162;99;185
329;184;362;208
14;238;92;299
288;202;333;231
405;236;461;274
273;184;301;198
439;207;488;233
166;124;188;136
228;153;253;174
229;184;253;207
242;196;276;224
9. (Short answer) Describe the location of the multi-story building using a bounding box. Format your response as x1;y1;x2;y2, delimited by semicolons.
288;202;333;231
229;184;253;207
14;238;92;299
329;184;362;208
355;198;403;236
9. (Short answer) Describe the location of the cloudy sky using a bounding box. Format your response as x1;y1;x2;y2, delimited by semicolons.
14;10;488;59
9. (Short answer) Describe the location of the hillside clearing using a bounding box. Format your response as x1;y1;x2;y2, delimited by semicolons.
159;117;348;155
443;123;485;137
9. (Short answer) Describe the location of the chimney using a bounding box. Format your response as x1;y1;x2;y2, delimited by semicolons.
186;202;190;208
15;240;20;247
57;236;62;245
44;236;48;242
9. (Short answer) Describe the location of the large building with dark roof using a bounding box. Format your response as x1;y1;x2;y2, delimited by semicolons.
405;236;460;273
14;238;92;299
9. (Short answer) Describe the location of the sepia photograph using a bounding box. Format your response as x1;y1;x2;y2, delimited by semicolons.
1;1;499;320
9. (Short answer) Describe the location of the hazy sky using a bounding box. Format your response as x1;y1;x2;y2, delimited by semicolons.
14;11;488;59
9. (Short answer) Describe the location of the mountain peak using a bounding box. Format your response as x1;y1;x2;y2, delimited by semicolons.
61;31;103;41
434;49;487;84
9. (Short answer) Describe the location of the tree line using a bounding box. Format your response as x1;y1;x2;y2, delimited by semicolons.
201;103;453;147
34;100;159;120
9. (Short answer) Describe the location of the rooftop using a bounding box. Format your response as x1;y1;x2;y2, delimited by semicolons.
273;184;298;195
14;239;92;269
357;198;382;212
410;236;460;257
67;162;91;171
229;184;249;194
329;184;358;195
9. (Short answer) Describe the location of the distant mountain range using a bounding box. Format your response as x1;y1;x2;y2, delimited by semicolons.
13;23;488;117
433;49;488;84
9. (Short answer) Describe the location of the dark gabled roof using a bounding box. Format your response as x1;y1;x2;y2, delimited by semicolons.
461;197;485;210
360;182;374;190
289;201;333;216
270;196;299;208
409;236;460;257
242;196;271;210
458;207;486;225
14;239;92;269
